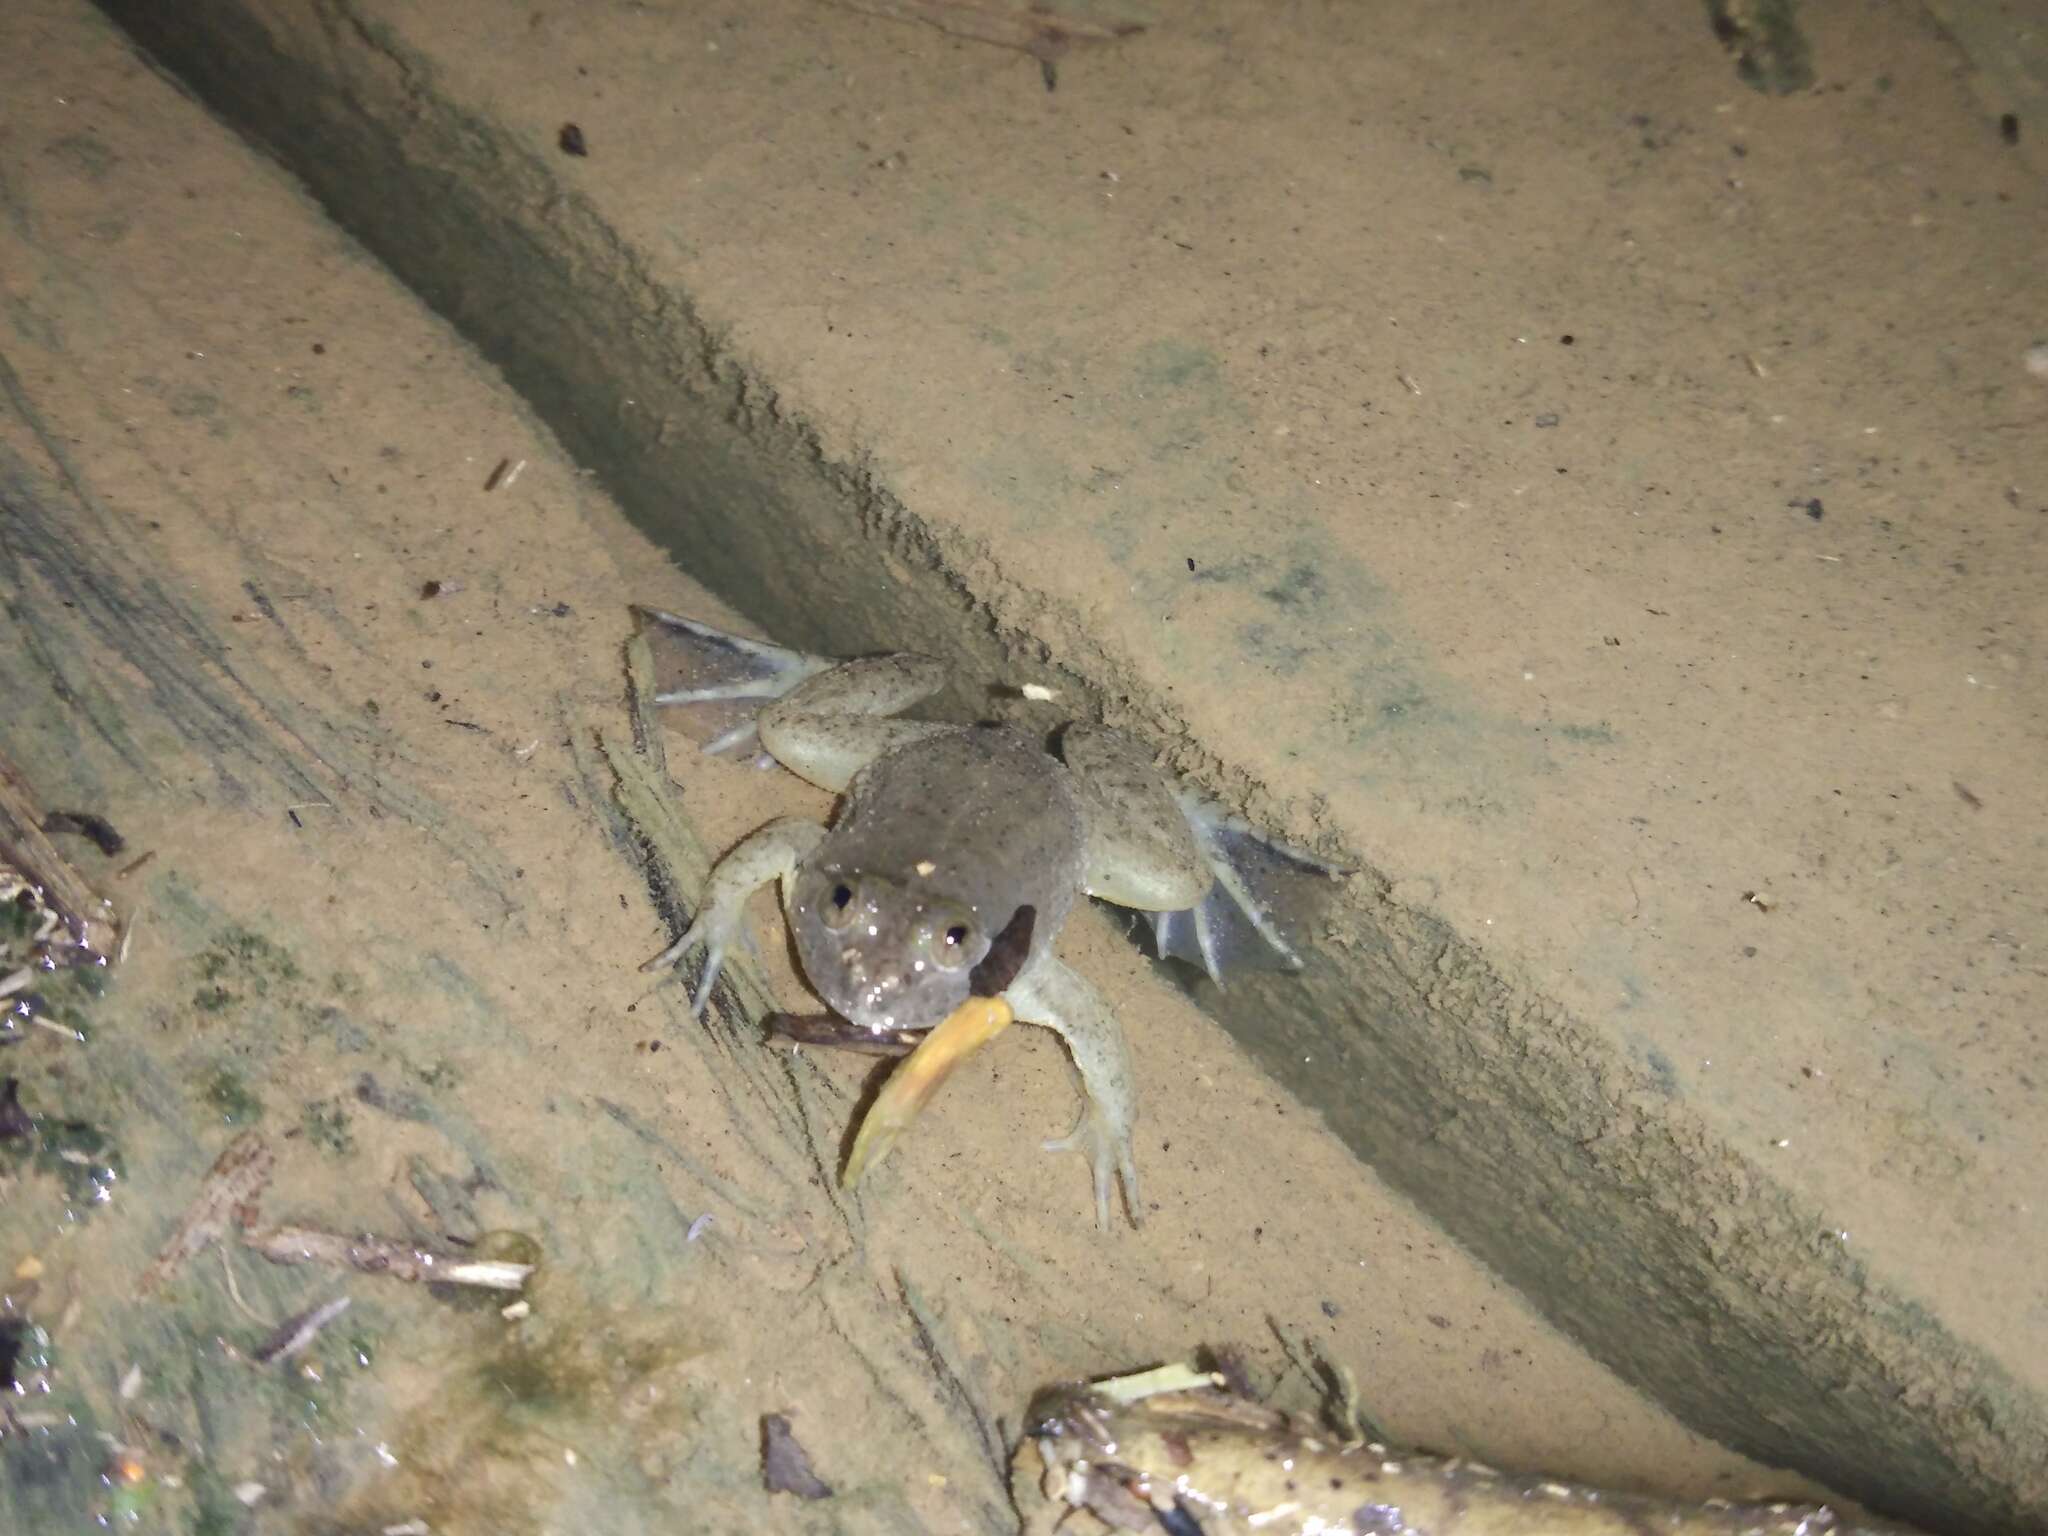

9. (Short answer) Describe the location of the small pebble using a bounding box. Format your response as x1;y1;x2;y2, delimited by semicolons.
2026;341;2048;379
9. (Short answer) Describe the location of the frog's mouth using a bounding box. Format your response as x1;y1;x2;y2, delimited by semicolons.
766;905;1036;1056
793;868;1033;1032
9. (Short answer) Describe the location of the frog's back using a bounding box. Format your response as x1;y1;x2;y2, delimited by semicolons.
831;724;1086;931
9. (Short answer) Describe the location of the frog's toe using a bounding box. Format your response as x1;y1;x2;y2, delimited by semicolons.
1149;793;1340;984
636;608;836;756
1043;1109;1142;1231
641;915;728;1017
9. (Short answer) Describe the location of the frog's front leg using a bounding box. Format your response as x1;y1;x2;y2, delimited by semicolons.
1007;957;1144;1232
642;816;825;1015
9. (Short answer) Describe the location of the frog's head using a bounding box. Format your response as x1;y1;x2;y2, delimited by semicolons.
790;867;1032;1035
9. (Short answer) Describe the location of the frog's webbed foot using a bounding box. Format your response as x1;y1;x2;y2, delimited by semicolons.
638;608;950;791
1064;725;1338;985
1147;793;1339;985
636;607;837;758
1042;1104;1142;1234
642;902;738;1016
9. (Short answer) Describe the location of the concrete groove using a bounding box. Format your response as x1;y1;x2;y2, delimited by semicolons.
88;2;2048;1530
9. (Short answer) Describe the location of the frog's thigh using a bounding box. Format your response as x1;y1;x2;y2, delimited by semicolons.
757;654;952;792
1063;725;1211;910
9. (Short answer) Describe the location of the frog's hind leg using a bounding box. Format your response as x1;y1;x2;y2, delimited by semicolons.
1146;792;1338;984
754;655;954;793
1006;956;1143;1232
638;608;837;757
638;609;951;791
1062;725;1333;985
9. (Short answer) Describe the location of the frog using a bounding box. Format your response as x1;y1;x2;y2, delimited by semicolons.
1028;1364;1918;1536
638;609;1323;1230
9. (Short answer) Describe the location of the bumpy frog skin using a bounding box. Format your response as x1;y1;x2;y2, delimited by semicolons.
1029;1367;1925;1536
640;611;1317;1230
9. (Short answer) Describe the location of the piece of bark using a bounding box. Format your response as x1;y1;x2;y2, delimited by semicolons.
135;1132;275;1297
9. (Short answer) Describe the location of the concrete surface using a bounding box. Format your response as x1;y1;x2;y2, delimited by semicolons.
58;0;2048;1529
2;5;1831;1530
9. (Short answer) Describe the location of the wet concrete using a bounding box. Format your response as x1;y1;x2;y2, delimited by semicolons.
35;0;2048;1528
3;4;1844;1531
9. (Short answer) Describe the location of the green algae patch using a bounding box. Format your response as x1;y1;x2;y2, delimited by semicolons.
0;1080;125;1218
200;1065;264;1126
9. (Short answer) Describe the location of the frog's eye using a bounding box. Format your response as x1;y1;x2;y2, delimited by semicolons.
930;921;974;971
820;880;859;931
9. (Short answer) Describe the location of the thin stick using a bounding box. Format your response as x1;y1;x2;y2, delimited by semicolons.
242;1225;531;1291
251;1295;353;1364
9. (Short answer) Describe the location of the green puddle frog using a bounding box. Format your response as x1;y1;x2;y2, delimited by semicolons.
640;610;1324;1229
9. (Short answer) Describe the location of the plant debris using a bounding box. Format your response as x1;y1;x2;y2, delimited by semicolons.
251;1294;353;1364
0;1077;32;1141
761;1412;833;1499
0;751;121;966
136;1130;276;1297
243;1225;532;1291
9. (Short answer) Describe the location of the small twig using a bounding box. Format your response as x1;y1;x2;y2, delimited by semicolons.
242;1224;531;1291
115;850;158;880
218;1246;268;1326
251;1294;353;1364
821;0;1143;66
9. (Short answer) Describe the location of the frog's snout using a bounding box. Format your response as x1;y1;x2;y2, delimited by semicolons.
841;952;913;1013
830;945;962;1032
792;868;980;1034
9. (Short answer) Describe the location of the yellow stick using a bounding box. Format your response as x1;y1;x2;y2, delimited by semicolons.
842;996;1015;1188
